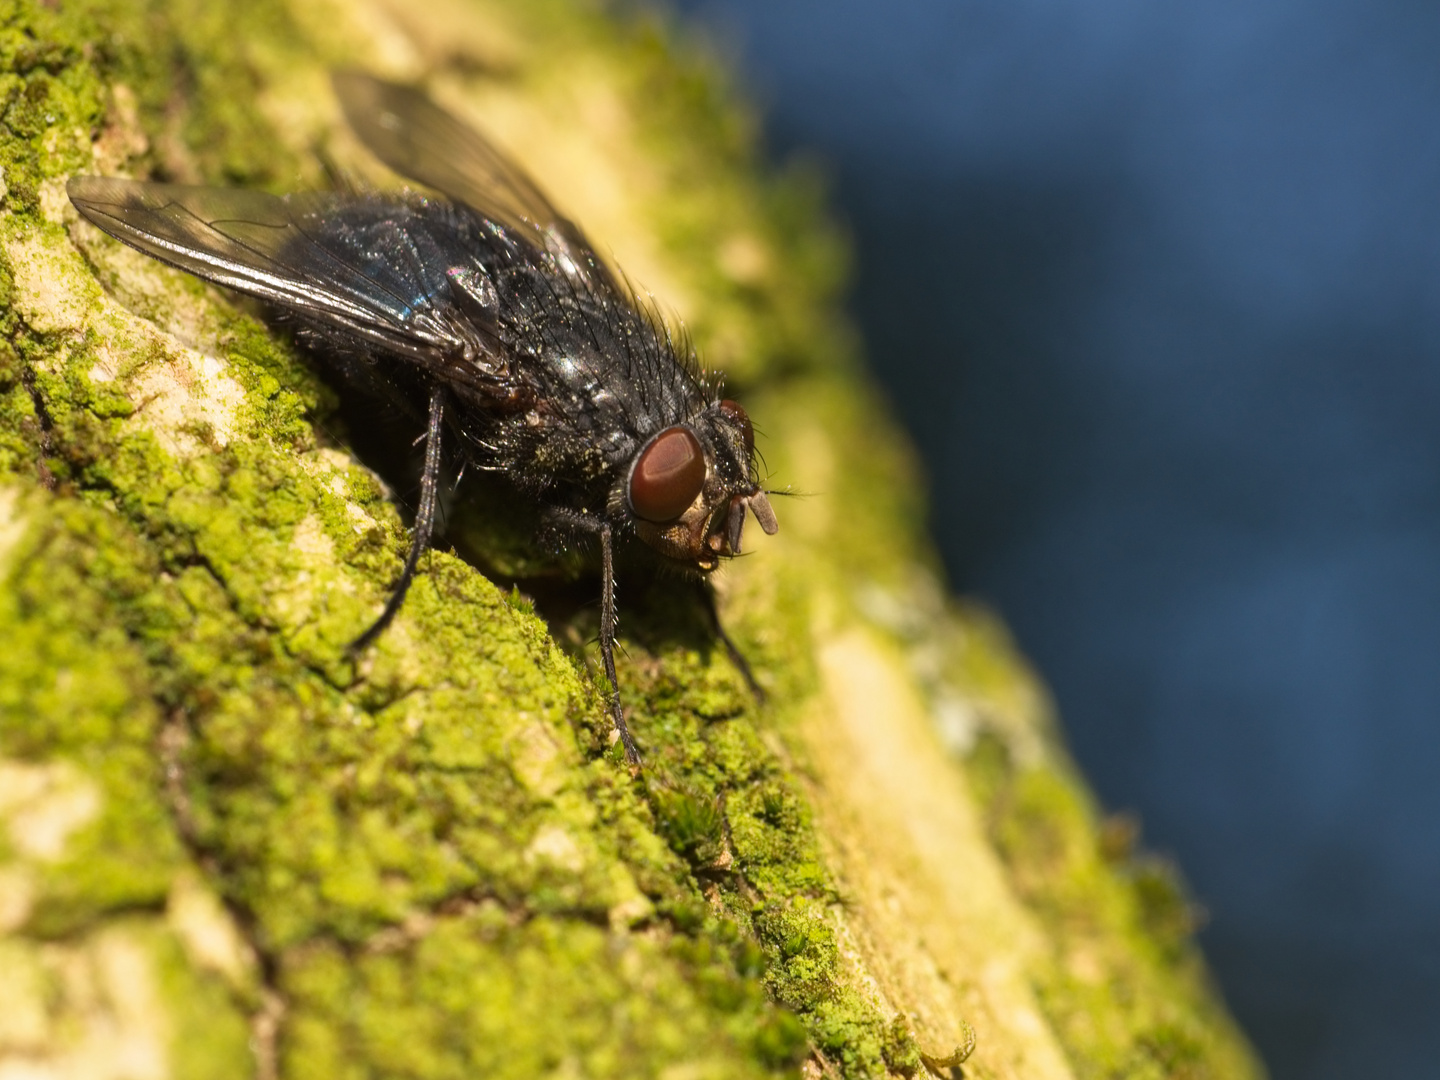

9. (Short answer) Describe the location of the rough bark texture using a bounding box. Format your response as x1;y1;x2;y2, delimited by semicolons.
0;1;1264;1078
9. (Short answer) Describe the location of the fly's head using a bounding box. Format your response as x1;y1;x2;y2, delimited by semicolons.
625;399;778;571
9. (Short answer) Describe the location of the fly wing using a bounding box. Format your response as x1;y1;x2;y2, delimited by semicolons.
68;176;485;368
332;71;614;289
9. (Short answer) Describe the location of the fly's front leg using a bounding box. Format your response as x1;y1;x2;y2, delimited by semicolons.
350;385;446;655
599;523;642;766
540;509;642;766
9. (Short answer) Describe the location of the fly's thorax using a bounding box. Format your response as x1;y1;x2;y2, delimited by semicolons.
624;399;778;569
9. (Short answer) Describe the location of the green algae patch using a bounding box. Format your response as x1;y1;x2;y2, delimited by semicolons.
0;500;187;937
280;912;801;1080
0;0;1264;1077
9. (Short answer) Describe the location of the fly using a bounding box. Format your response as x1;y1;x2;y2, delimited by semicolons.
67;72;779;765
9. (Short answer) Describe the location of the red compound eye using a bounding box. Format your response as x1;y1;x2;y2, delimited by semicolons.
718;399;754;455
629;426;706;522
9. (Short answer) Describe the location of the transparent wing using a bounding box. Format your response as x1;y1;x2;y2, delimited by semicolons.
68;175;479;366
332;71;611;286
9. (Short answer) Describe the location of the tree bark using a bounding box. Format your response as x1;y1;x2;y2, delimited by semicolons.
0;1;1264;1077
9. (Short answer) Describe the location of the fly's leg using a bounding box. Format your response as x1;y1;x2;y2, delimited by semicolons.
540;508;643;766
349;385;446;655
599;523;642;766
700;583;765;703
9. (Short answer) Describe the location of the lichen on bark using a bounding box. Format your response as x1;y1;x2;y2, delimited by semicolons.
0;1;1264;1078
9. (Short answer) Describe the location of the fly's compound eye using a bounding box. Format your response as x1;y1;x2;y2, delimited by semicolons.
718;399;754;456
628;426;707;522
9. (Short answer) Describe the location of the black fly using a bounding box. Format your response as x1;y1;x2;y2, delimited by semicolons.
68;72;778;765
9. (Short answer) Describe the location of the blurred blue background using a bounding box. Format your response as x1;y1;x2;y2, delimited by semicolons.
673;1;1440;1077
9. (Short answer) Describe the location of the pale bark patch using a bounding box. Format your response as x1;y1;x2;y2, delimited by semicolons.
166;871;257;991
0;760;101;863
4;234;97;336
803;629;1076;1080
